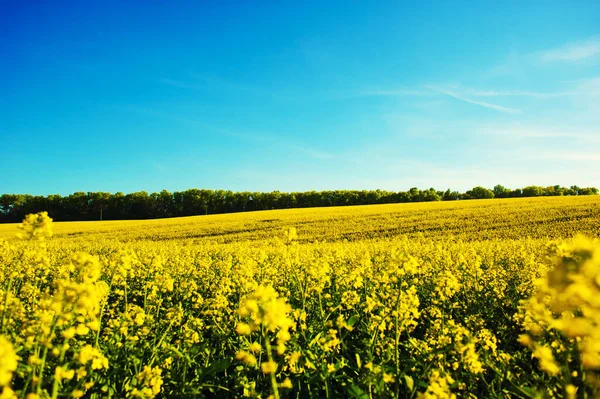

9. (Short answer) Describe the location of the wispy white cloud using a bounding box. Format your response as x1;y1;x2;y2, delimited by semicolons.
357;84;561;102
572;76;600;94
484;37;600;78
424;80;600;101
426;86;521;113
356;86;559;99
458;88;566;99
527;151;600;162
481;125;600;142
536;36;600;62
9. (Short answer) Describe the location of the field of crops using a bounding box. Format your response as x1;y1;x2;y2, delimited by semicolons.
1;196;600;398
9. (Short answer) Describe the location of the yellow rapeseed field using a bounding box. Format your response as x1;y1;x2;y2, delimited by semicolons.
1;196;600;398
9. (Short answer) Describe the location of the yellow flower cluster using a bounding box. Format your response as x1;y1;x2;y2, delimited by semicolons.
521;235;600;393
126;366;163;399
237;285;294;339
16;211;53;241
417;370;456;399
0;336;18;388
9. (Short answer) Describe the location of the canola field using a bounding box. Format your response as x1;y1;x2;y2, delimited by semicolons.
1;196;600;398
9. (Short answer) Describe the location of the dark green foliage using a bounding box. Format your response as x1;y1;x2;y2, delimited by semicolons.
464;186;495;200
0;184;597;223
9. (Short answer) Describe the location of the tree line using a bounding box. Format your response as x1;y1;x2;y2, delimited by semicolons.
0;184;597;223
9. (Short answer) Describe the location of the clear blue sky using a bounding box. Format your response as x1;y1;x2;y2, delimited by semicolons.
2;1;599;195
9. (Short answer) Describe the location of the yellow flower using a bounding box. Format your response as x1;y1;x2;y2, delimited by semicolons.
280;378;293;389
288;352;301;365
132;366;163;398
75;323;90;336
78;345;108;370
565;384;577;399
248;342;262;353
62;327;76;339
0;336;18;387
532;344;560;376
236;351;257;367
54;366;75;382
518;334;531;347
0;387;18;399
235;323;252;335
17;211;53;240
261;361;278;375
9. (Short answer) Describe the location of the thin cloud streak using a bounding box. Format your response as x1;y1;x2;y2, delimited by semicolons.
426;86;520;113
528;151;600;162
536;36;600;62
481;126;600;142
360;84;572;99
460;89;566;99
355;85;563;100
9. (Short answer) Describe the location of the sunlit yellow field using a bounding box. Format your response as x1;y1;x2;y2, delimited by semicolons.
2;195;599;243
1;196;600;398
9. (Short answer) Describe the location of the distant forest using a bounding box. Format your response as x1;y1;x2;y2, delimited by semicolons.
0;185;598;223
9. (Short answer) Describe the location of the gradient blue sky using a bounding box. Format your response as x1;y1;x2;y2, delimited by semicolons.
2;1;600;195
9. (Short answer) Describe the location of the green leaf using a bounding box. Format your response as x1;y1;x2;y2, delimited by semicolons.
404;375;414;391
503;383;536;399
199;359;231;378
347;315;360;327
347;384;369;399
308;332;323;347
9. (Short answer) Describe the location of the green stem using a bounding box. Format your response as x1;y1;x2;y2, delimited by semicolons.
148;320;174;367
50;345;67;399
263;328;280;399
36;315;59;395
0;276;13;334
198;384;231;392
95;276;115;348
394;288;403;399
37;345;49;395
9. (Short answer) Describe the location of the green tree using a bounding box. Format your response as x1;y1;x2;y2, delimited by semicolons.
493;184;509;198
88;192;111;220
522;186;544;197
422;188;441;201
466;186;495;199
442;189;460;201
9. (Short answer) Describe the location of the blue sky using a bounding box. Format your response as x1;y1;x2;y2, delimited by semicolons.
2;1;599;195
